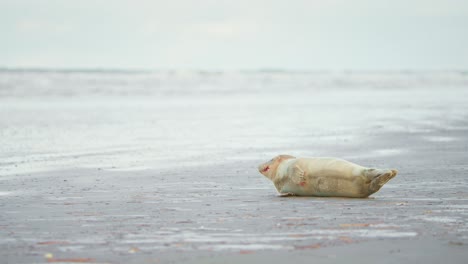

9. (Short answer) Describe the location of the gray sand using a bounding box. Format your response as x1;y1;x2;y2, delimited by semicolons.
1;71;468;263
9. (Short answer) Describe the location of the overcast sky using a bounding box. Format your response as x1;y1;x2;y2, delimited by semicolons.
1;0;467;70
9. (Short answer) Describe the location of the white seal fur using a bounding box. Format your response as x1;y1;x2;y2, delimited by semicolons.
258;155;398;198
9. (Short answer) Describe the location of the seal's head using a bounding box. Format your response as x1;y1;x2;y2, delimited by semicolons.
258;155;296;179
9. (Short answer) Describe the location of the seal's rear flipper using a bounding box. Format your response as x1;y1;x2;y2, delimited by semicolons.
369;169;398;194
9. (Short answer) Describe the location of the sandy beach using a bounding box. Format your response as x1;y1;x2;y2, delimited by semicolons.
1;70;468;263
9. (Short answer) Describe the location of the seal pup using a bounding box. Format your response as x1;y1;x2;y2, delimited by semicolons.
258;155;398;198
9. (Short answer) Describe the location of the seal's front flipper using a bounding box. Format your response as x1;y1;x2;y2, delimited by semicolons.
289;165;306;185
278;192;296;197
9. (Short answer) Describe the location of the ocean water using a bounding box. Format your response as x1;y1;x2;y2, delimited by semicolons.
1;70;467;176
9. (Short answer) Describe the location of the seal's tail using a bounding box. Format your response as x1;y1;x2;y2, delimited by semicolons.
367;169;398;194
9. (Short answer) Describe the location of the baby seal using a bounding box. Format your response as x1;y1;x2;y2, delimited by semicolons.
258;155;398;198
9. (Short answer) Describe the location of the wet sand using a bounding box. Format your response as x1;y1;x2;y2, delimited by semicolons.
1;71;468;263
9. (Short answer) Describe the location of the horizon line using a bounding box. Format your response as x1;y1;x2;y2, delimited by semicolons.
1;66;467;74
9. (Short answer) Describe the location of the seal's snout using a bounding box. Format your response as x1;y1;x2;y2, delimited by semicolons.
258;164;269;174
258;164;264;172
